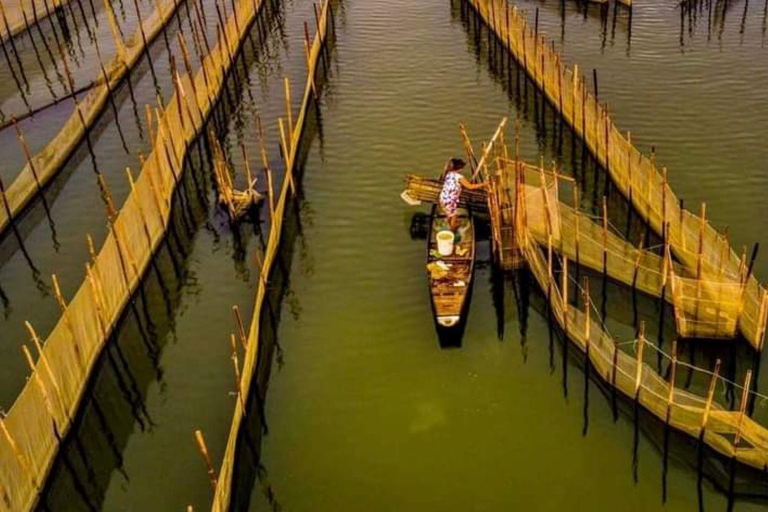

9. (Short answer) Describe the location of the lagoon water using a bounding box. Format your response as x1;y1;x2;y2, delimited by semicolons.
1;0;767;510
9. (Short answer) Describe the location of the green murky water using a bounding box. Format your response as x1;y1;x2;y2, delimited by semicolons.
0;0;767;509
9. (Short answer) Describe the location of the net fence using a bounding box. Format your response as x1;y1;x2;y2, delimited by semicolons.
466;0;768;349
0;0;73;42
0;0;185;238
517;206;768;471
0;0;266;508
210;0;331;509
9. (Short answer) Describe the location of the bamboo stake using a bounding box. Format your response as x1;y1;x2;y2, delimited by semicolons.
24;321;67;420
758;290;768;351
232;305;247;349
256;115;275;221
51;274;83;369
13;119;43;193
21;345;59;431
602;196;608;276
627;132;633;200
284;76;293;140
194;430;218;491
105;0;127;62
255;249;267;286
145;104;156;145
277;118;296;192
733;370;752;447
0;417;37;490
229;333;246;415
583;278;591;342
562;256;569;314
177;33;205;118
303;22;317;99
569;189;579;265
667;340;678;405
696;203;707;281
634;321;646;393
700;359;721;433
85;263;108;338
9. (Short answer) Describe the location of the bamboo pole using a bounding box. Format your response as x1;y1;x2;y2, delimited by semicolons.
105;0;127;62
666;339;678;405
696;203;706;280
194;430;218;491
51;273;83;370
125;167;157;254
602;196;608;276
277;118;296;193
583;278;591;342
21;345;59;432
303;22;317;99
12;120;43;193
229;334;246;415
634;321;646;393
232;305;247;349
0;417;37;490
733;370;752;447
256;115;275;221
24;321;68;420
284;76;293;140
700;359;721;434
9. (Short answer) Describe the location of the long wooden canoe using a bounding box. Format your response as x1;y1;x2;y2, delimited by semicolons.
427;205;476;335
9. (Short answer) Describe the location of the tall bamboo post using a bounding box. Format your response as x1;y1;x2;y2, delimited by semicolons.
627;132;633;201
12;120;43;193
733;370;753;447
634;321;646;395
284;76;294;139
0;417;37;490
21;345;60;433
232;305;248;349
303;22;317;99
696;203;706;280
24;321;68;421
51;274;83;370
562;256;569;335
583;276;591;338
573;186;580;268
229;334;246;415
125;167;156;254
666;340;678;408
700;359;721;436
602;196;608;277
256;115;275;221
194;430;218;491
277;118;296;193
107;0;127;63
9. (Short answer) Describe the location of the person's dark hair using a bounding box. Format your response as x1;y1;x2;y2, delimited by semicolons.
448;158;466;171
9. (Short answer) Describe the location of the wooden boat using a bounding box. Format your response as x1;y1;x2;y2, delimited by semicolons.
426;205;476;338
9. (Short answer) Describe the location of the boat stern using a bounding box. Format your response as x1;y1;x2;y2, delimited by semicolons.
437;315;461;328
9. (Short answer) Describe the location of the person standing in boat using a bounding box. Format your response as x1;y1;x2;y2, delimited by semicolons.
439;158;486;232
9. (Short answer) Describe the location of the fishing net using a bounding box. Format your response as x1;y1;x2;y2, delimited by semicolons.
466;0;767;349
0;0;263;507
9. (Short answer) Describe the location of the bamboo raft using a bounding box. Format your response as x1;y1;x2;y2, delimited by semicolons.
463;0;767;349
